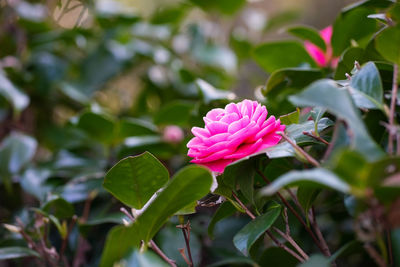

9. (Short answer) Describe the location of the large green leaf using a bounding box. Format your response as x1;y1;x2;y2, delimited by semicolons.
100;165;212;267
233;204;281;255
253;41;316;73
289;79;384;160
286;25;326;51
208;201;237;239
0;247;40;260
103;152;169;209
260;168;351;196
334;47;366;80
375;25;400;64
332;7;378;56
349;62;384;110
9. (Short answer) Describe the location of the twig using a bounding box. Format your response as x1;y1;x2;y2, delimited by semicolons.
303;131;330;145
272;227;309;261
149;240;177;267
75;5;87;28
178;248;191;266
232;191;305;262
120;207;135;222
56;0;72;23
388;63;399;155
177;221;194;267
256;170;326;255
310;207;334;266
364;243;387;267
277;131;320;167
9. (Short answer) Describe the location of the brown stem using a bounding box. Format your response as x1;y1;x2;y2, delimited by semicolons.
303;131;330;145
272;227;309;260
256;170;326;255
310;207;333;263
181;225;193;267
232;191;305;263
388;64;399;155
120;207;135;222
278;131;320;167
364;243;387;267
149;240;177;267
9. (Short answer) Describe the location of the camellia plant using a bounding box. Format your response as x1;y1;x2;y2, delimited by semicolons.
1;0;400;267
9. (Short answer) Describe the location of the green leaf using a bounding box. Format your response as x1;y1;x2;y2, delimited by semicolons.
195;79;236;104
153;101;194;126
332;7;378;56
253;41;316;73
0;133;37;183
208;201;237;239
289;79;384;161
0;70;29;113
375;25;400;64
349;62;384;110
260;168;351;196
334;47;366;80
0;247;40;260
280;109;300;125
297;186;320;216
100;165;212;267
225;159;256;204
287;25;326;51
118;118;158;138
121;249;169;267
188;0;246;15
76;111;115;143
103;152;169;209
298;254;330;267
233;205;281;256
264;68;323;96
42;196;75;219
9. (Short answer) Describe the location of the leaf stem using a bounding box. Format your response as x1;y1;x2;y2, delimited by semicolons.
388;63;399;155
302;131;330;145
277;131;320;167
149;240;177;267
177;221;194;267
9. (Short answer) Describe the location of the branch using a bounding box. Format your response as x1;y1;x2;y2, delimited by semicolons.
364;243;387;267
149;240;177;267
388;63;399;155
277;131;320;167
303;131;330;145
177;221;194;267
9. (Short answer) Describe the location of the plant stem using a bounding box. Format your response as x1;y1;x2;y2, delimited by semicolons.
388;63;399;155
310;207;333;262
278;131;320;167
59;215;77;267
149;240;177;267
231;191;305;263
364;243;387;267
303;131;330;145
272;227;309;260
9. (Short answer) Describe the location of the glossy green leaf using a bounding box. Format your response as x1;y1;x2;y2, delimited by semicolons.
77;111;115;143
297;186;320;216
233;205;281;255
0;247;40;260
289;79;384;160
208;201;237;239
261;168;351;196
121;249;169;267
103;152;169;209
0;70;29;113
287;25;326;51
298;254;330;267
375;25;400;64
280;109;300;125
264;68;323;96
153;101;194;126
196;79;236;104
349;62;384;110
334;47;366;80
332;7;378;56
118;118;158;138
253;41;316;73
100;165;212;267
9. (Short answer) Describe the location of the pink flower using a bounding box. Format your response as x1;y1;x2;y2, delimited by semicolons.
163;125;184;143
187;100;285;173
304;26;339;68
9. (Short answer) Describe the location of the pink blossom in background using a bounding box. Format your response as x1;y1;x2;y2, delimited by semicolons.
163;125;184;143
304;26;339;68
187;100;285;173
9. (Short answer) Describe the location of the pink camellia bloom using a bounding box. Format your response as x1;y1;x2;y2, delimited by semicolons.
304;26;339;68
163;125;184;144
187;100;285;173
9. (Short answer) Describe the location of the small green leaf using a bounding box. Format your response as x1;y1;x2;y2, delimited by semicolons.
208;201;237;239
153;101;194;126
77;111;115;143
280;109;300;125
287;25;326;51
118;118;158;138
103;152;169;209
253;41;316;73
233;205;281;255
42;196;75;219
260;168;351;196
0;247;40;260
375;25;400;64
349;62;384;110
297;186;320;216
298;254;330;267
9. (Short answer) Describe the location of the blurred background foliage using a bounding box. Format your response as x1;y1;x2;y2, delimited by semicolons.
5;0;398;266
